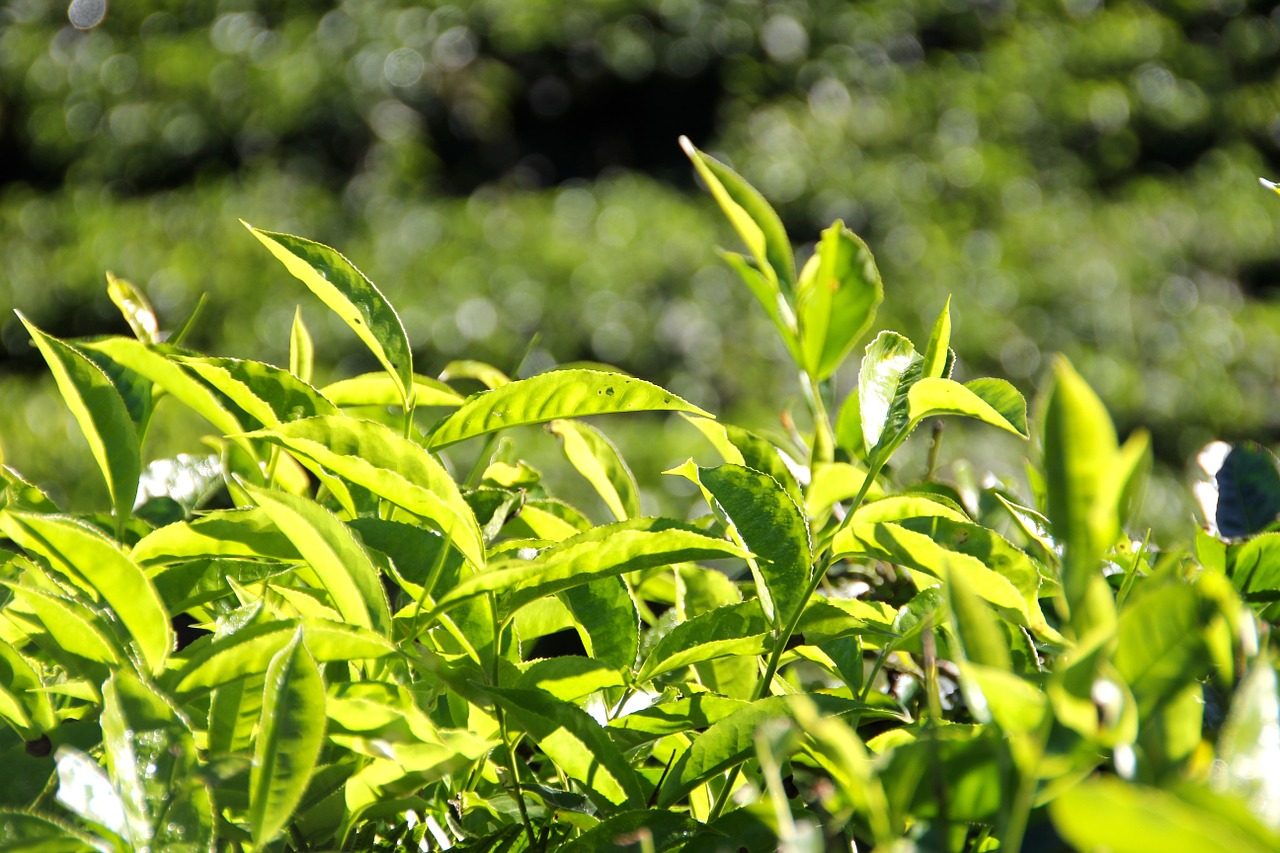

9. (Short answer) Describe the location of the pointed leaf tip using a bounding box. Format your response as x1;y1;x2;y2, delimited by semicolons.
679;135;696;157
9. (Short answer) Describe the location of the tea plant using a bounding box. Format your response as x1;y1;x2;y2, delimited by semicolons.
0;140;1277;852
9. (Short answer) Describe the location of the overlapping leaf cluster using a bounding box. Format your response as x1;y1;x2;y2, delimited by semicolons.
1;142;1278;852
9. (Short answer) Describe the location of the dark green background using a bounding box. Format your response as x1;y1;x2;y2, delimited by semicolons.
5;0;1280;534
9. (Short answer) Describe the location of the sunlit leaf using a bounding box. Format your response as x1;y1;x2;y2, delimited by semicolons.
167;619;394;695
1215;657;1280;829
560;575;639;671
246;225;413;409
245;416;485;571
249;629;326;847
859;331;922;455
1052;779;1279;853
906;377;1029;438
242;483;392;636
16;314;140;525
921;297;952;380
176;356;337;427
54;746;128;842
671;461;810;630
426;370;709;450
106;272;159;345
656;694;871;806
483;685;644;810
681;136;796;295
516;657;625;701
322;372;463;408
796;221;882;379
0;512;171;673
101;672;215;851
636;601;769;683
549;419;641;521
433;519;748;616
0;809;100;853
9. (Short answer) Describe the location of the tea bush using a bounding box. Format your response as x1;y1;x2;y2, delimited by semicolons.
1;141;1279;852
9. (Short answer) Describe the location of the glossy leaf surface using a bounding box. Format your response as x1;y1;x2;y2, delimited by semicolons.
247;225;413;408
426;370;709;449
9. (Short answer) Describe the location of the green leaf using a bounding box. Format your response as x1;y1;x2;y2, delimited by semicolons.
656;694;867;807
1042;357;1128;636
0;810;99;853
249;629;326;847
0;513;172;673
242;483;392;636
176;356;337;427
246;416;485;571
3;583;121;668
906;377;1029;438
608;695;749;750
859;331;923;456
560;576;639;671
289;307;314;383
720;252;800;362
0;636;56;738
680;136;796;295
16;314;140;525
426;370;709;450
1051;780;1280;853
559;810;701;853
670;462;811;628
483;686;644;810
682;417;804;508
1227;533;1280;618
921;297;952;379
132;507;300;565
246;225;413;409
549;419;641;521
104;273;158;348
849;495;970;525
796;222;883;379
101;672;215;852
636;601;769;683
433;519;748;616
167;619;394;695
832;521;1054;638
1114;582;1211;719
77;337;249;445
208;672;265;755
1199;442;1280;539
321;372;463;408
515;657;625;701
1215;657;1280;829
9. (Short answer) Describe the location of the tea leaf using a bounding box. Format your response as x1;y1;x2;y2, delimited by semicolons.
101;672;214;851
796;222;883;380
176;356;337;427
167;619;394;695
0;513;171;673
435;520;748;616
676;462;812;628
246;225;413;409
549;419;641;521
322;372;463;408
1051;780;1279;853
859;331;923;455
921;297;952;380
250;630;326;847
636;601;770;683
680;137;796;295
16;314;140;526
656;694;868;806
242;484;392;636
289;307;314;383
246;416;485;571
426;370;709;450
907;377;1029;438
484;686;644;809
106;272;160;345
560;575;640;671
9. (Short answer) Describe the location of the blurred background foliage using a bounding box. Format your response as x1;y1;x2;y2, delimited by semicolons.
4;0;1280;536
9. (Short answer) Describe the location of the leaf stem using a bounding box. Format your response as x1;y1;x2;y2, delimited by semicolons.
489;592;538;851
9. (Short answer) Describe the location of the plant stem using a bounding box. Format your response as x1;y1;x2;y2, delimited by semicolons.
489;592;538;851
925;420;944;481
